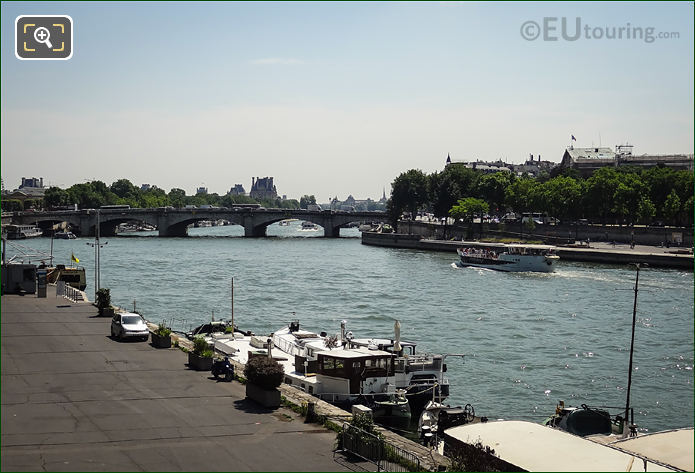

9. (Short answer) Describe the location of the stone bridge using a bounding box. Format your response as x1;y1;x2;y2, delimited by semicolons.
10;208;387;238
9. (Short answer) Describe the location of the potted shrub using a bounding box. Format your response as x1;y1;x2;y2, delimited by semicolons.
188;335;214;371
151;322;172;348
96;288;114;317
244;356;284;408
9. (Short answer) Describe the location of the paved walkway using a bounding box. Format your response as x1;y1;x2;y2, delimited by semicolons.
1;286;357;472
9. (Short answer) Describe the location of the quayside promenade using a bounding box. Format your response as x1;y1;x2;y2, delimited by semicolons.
0;286;355;472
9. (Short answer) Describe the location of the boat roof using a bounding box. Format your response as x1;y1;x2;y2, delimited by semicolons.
315;347;394;359
504;243;557;249
349;338;416;348
444;421;676;472
609;428;694;472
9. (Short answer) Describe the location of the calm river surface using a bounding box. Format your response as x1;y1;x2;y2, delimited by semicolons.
14;221;694;433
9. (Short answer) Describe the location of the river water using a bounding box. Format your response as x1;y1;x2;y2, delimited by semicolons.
9;221;693;433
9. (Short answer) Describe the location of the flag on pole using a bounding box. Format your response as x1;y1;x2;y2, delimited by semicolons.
71;252;79;263
571;135;576;141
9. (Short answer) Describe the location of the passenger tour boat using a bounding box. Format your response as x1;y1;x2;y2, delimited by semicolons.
456;244;559;272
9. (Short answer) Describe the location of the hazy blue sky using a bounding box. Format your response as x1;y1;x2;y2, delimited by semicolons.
2;1;693;201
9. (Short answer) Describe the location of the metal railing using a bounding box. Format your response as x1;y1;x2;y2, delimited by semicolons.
337;423;421;472
56;281;83;302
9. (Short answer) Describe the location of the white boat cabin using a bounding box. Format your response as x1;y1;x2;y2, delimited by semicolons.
312;347;397;402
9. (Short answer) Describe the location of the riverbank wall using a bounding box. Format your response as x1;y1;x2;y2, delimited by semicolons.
397;220;693;247
362;232;694;269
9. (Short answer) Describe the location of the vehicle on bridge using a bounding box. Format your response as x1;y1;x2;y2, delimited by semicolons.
100;204;131;210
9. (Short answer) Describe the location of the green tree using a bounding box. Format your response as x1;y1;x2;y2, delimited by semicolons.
476;172;514;214
449;197;489;222
428;166;479;218
663;190;681;225
1;199;23;211
636;196;656;225
642;167;676;220
612;173;647;225
110;178;139;200
584;167;621;223
67;182;107;209
299;195;316;209
539;176;583;222
505;177;538;216
138;186;169;208
43;186;70;209
389;169;428;224
449;197;489;240
168;188;187;208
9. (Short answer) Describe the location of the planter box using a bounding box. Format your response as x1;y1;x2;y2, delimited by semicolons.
188;352;213;371
99;307;115;318
151;332;172;349
245;382;281;408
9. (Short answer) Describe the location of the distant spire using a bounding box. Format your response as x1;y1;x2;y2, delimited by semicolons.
446;153;451;164
382;187;386;200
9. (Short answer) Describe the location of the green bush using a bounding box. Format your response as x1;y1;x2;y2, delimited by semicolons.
155;322;171;337
193;335;209;355
96;288;111;309
244;356;284;390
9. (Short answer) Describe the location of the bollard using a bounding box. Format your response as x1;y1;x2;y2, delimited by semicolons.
306;401;316;423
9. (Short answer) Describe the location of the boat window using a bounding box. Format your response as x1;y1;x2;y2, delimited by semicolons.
285;377;292;385
308;386;313;394
364;359;373;367
334;359;344;370
323;358;335;370
352;361;361;369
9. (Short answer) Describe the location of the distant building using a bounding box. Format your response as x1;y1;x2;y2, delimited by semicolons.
249;177;277;200
512;154;556;177
228;184;246;196
20;177;44;189
560;144;694;176
7;177;46;203
196;186;208;195
328;193;386;211
140;183;151;191
446;155;514;174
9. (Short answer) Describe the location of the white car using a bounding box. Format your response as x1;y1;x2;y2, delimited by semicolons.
111;312;149;341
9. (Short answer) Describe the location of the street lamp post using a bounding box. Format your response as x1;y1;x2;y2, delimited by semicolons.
624;263;645;437
86;209;108;300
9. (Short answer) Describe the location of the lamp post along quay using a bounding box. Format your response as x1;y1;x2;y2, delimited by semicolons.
86;209;108;300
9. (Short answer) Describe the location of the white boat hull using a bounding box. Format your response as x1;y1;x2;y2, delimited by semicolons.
457;247;559;273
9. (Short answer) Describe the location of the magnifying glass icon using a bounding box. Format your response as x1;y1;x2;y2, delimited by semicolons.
33;27;53;49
